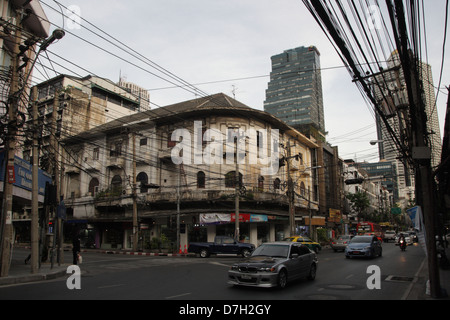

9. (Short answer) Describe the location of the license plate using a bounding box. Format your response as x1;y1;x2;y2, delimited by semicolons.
241;274;252;280
352;251;361;254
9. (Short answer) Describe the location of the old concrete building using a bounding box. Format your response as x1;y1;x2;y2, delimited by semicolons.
61;93;320;251
23;74;143;167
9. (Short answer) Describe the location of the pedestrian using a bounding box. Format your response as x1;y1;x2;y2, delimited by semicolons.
72;233;81;265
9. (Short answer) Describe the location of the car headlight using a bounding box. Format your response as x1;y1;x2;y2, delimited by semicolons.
231;265;239;271
365;246;372;250
258;267;276;272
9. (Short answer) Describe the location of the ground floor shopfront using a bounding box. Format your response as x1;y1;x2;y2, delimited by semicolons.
59;211;332;252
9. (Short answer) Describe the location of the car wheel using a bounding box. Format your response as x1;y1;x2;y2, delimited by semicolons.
241;249;251;257
307;263;317;281
277;269;288;289
199;249;209;258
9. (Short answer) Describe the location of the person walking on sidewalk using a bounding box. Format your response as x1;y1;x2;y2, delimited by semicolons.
72;233;81;265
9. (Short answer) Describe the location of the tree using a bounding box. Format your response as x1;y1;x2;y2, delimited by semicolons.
346;191;370;220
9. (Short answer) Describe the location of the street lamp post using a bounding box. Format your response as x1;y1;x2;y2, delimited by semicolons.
1;27;65;277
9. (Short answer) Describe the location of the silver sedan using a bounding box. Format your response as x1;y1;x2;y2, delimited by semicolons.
228;242;318;289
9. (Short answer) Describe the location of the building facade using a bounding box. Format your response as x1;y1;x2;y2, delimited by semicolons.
61;93;320;250
373;51;442;207
23;74;143;166
264;46;325;140
0;0;50;157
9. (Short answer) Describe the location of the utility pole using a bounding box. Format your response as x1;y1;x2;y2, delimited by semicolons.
235;143;240;242
233;129;247;242
388;0;441;298
132;132;138;252
286;141;295;237
176;163;181;252
408;53;441;298
0;9;22;277
31;87;39;273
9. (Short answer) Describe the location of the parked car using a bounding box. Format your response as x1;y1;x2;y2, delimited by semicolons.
345;235;382;259
188;236;255;258
383;230;396;242
228;242;318;288
331;235;353;252
283;236;322;253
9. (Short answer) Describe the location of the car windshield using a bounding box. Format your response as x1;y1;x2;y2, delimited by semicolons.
350;236;372;243
252;244;289;258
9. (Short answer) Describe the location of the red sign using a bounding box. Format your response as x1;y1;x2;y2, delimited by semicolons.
230;213;250;222
7;165;15;183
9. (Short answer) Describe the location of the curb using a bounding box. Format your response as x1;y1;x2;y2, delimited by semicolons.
0;268;68;286
80;249;195;257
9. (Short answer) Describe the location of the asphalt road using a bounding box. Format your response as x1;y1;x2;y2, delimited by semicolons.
0;241;426;301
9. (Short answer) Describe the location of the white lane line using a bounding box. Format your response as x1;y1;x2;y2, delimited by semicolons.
165;292;192;299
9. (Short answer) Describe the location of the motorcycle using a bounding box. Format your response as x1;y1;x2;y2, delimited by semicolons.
399;239;406;251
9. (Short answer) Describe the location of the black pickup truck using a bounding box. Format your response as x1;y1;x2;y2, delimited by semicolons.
188;236;255;258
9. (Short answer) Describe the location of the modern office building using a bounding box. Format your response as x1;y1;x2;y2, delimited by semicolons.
264;46;325;140
373;51;442;205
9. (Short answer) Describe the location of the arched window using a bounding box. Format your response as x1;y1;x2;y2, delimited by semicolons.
137;172;149;193
300;181;306;197
258;176;264;191
225;171;242;188
88;178;100;196
111;175;122;194
197;171;205;188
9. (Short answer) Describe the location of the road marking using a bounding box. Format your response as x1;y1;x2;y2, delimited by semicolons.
165;292;192;299
345;274;354;279
209;261;231;267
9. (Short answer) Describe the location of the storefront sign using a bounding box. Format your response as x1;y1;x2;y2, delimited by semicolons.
200;213;269;224
200;213;231;224
303;216;326;226
7;165;15;183
0;151;51;195
250;214;268;222
230;213;250;222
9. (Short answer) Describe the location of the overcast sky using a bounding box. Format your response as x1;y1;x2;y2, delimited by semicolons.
37;0;449;163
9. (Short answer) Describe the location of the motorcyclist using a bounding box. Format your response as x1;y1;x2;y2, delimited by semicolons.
398;233;406;250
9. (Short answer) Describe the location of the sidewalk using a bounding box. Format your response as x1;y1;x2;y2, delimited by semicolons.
405;246;450;300
0;259;69;286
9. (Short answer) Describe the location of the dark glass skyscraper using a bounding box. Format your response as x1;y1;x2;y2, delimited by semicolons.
264;46;325;139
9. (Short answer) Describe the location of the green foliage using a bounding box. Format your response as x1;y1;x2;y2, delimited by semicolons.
316;228;329;244
346;191;370;220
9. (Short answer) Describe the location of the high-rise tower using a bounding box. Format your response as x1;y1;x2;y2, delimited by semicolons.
373;51;442;204
264;46;325;139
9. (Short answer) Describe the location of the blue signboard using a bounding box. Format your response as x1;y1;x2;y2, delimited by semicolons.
0;150;52;196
